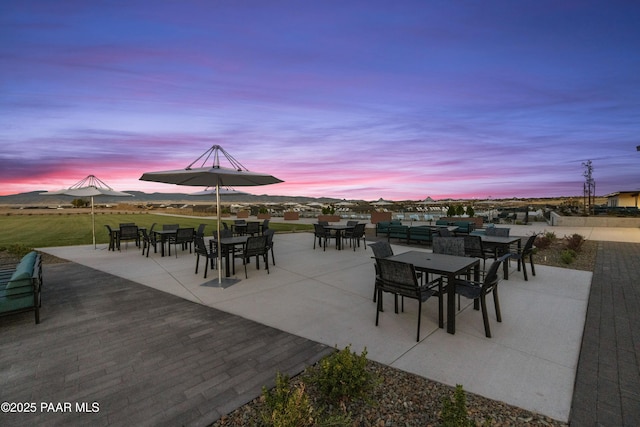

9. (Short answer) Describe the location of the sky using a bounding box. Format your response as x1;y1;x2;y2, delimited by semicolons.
1;1;639;201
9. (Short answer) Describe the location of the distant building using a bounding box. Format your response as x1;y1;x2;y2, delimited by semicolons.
607;191;639;208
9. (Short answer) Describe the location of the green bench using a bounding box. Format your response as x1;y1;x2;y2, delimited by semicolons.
408;226;434;245
387;225;410;243
0;251;42;324
376;220;402;237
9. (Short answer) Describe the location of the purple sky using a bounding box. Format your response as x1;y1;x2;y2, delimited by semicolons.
2;1;639;200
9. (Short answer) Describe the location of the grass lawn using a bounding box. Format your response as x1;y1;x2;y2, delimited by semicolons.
0;213;313;249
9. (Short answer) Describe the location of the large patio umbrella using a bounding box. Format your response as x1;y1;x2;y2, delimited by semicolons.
41;175;133;249
139;145;283;285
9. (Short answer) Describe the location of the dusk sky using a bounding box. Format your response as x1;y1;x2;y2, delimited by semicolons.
2;1;639;200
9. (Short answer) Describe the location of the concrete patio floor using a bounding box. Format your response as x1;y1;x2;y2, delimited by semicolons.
33;220;628;423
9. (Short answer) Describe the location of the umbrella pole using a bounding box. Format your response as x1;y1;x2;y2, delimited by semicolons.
216;182;222;284
91;196;96;249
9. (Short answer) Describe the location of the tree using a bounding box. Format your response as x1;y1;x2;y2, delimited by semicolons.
71;198;89;208
465;205;475;217
582;160;596;215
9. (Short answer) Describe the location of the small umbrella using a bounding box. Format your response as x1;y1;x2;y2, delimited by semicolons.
140;145;283;285
41;175;133;248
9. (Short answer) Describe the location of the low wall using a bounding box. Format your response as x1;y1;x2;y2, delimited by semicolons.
550;212;640;227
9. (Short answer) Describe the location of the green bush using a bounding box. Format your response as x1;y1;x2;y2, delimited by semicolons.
304;345;374;405
260;372;351;427
441;384;472;426
261;372;314;427
561;249;577;264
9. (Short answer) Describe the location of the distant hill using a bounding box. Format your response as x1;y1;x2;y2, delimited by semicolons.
0;190;346;207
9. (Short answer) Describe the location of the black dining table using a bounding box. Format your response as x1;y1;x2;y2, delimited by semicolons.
387;250;480;335
323;224;355;250
210;235;249;277
478;235;522;279
153;229;177;257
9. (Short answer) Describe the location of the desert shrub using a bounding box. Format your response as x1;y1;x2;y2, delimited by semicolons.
564;233;585;252
304;345;374;405
261;372;314;427
441;384;472;426
260;372;351;427
534;235;552;250
561;249;577;264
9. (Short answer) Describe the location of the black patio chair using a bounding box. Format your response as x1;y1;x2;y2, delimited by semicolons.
432;236;465;257
171;227;194;257
246;222;260;236
195;223;207;238
313;223;333;251
118;225;139;250
194;235;217;278
374;257;444;342
485;227;510;237
454;253;510;338
238;235;269;278
438;227;453;237
264;228;276;265
140;228;158;257
369;241;424;306
104;225;117;251
509;234;538;281
463;235;495;274
345;223;367;251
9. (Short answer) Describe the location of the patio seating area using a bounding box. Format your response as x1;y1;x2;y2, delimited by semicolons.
2;220;640;425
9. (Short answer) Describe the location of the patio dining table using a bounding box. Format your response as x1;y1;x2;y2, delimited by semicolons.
323;224;355;250
387;250;480;335
210;235;249;277
153;229;177;257
478;235;522;279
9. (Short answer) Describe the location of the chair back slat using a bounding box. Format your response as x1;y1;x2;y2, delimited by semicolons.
375;258;420;297
369;241;394;259
463;235;484;258
433;236;465;256
486;227;510;236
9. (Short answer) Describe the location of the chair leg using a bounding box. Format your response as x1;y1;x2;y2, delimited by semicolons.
522;260;528;281
480;295;491;338
416;300;422;342
375;289;382;326
493;288;502;323
195;254;200;274
529;254;536;276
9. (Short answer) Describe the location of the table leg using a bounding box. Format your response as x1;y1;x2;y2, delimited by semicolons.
224;246;231;277
446;272;456;334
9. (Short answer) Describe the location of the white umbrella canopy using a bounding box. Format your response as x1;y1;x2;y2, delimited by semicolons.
140;145;283;285
41;175;133;248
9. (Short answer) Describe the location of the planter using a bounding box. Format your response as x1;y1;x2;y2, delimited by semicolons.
236;211;249;218
257;213;271;220
317;215;340;223
284;211;299;220
370;211;392;224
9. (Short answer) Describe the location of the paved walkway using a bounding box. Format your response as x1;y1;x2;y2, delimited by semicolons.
570;241;640;426
0;263;332;426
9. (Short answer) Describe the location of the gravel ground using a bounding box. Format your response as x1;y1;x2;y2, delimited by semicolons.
212;359;567;426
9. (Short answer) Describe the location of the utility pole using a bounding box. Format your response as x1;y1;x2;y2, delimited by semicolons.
582;160;596;215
